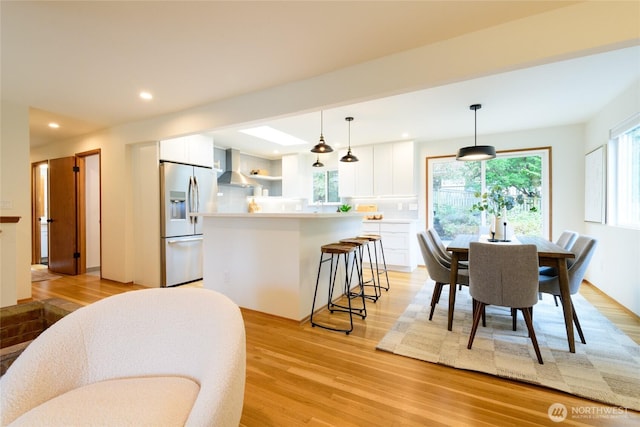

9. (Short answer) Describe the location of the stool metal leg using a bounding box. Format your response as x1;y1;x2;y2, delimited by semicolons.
310;247;365;335
375;239;390;291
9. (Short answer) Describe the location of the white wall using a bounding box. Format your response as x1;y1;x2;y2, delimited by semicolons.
1;100;31;306
11;2;639;298
584;80;640;316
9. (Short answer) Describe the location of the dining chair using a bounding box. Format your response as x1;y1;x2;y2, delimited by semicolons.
426;228;468;270
417;231;469;321
467;242;543;364
538;235;597;345
539;230;579;277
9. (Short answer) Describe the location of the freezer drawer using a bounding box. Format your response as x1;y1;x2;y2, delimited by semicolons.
161;236;203;287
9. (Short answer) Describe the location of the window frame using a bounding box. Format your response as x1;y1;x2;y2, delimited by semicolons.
312;168;340;205
426;146;552;240
608;113;640;229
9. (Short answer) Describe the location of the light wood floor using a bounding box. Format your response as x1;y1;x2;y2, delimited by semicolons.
27;268;639;426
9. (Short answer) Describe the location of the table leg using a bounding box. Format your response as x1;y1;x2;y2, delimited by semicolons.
448;253;459;331
557;258;575;353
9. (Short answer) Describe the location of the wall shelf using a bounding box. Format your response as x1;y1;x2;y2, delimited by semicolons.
247;174;282;181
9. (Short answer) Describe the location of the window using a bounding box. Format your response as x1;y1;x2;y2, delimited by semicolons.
427;148;550;240
313;169;340;204
609;114;640;229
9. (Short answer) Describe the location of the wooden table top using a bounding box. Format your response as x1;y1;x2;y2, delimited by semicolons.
447;234;575;259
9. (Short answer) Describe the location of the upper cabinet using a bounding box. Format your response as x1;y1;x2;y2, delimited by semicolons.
282;153;312;198
340;141;415;197
387;140;415;196
159;135;214;168
338;146;374;197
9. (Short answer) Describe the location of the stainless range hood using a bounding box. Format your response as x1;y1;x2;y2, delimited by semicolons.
217;149;257;187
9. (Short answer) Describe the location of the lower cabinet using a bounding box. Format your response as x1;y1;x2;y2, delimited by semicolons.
362;220;417;272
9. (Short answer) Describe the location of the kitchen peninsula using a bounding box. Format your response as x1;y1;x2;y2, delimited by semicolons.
196;212;366;320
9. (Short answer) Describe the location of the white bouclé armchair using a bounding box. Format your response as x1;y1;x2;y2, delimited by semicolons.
0;287;246;426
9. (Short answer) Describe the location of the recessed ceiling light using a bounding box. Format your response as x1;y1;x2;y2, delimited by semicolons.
48;122;60;129
139;91;153;100
402;132;409;138
239;126;307;146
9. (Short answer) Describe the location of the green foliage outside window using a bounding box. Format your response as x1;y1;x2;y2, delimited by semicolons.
313;170;340;203
432;154;543;240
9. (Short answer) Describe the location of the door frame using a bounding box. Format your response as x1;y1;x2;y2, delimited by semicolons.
30;150;102;275
76;149;102;276
30;160;49;264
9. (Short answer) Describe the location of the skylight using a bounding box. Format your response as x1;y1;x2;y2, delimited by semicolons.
239;126;308;146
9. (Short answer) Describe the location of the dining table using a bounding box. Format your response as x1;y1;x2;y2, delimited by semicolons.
446;234;577;353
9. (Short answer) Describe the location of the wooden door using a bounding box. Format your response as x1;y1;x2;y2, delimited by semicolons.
48;156;79;275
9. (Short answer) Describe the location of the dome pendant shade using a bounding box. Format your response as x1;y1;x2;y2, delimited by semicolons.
340;116;359;163
456;104;496;161
312;154;324;167
340;149;358;162
456;144;496;160
310;111;333;153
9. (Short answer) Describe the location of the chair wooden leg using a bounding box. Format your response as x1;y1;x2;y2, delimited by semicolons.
570;299;586;344
481;305;486;327
521;307;543;364
511;308;517;331
557;294;586;344
467;301;486;350
429;283;444;321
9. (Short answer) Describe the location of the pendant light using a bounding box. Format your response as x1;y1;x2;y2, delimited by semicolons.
312;154;324;167
310;110;333;153
340;116;359;163
456;104;496;161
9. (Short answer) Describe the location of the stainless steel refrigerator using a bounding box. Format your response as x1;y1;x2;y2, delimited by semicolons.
160;161;216;287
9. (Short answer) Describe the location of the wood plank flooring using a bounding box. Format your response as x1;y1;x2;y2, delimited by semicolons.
26;268;639;426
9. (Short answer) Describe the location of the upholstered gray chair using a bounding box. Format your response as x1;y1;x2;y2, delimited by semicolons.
417;231;469;321
426;228;468;269
556;230;579;250
539;230;579;277
539;235;597;345
467;242;543;364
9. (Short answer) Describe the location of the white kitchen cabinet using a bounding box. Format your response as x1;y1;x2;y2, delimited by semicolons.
373;141;415;196
338;146;373;197
361;220;417;272
373;144;393;195
392;140;415;195
282;153;312;198
160;135;214;168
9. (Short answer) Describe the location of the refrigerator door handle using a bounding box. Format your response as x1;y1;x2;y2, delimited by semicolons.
187;175;195;224
193;175;200;223
167;237;203;244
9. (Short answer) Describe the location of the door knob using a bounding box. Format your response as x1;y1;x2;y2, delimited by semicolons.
47;218;54;223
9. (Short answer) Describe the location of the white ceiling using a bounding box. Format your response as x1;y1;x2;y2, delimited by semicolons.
2;1;639;158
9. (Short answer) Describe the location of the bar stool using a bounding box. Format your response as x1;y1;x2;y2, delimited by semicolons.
358;234;390;292
340;237;380;302
310;243;367;335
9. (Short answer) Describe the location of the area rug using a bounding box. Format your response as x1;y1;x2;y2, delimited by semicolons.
31;267;61;282
377;281;640;411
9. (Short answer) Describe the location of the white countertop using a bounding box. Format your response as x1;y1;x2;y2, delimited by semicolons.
194;212;367;219
363;218;418;224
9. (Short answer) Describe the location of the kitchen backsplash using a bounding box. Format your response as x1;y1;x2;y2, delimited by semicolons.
216;186;419;219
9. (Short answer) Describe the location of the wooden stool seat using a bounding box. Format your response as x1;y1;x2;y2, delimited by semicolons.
339;238;369;246
358;234;381;241
321;243;355;254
